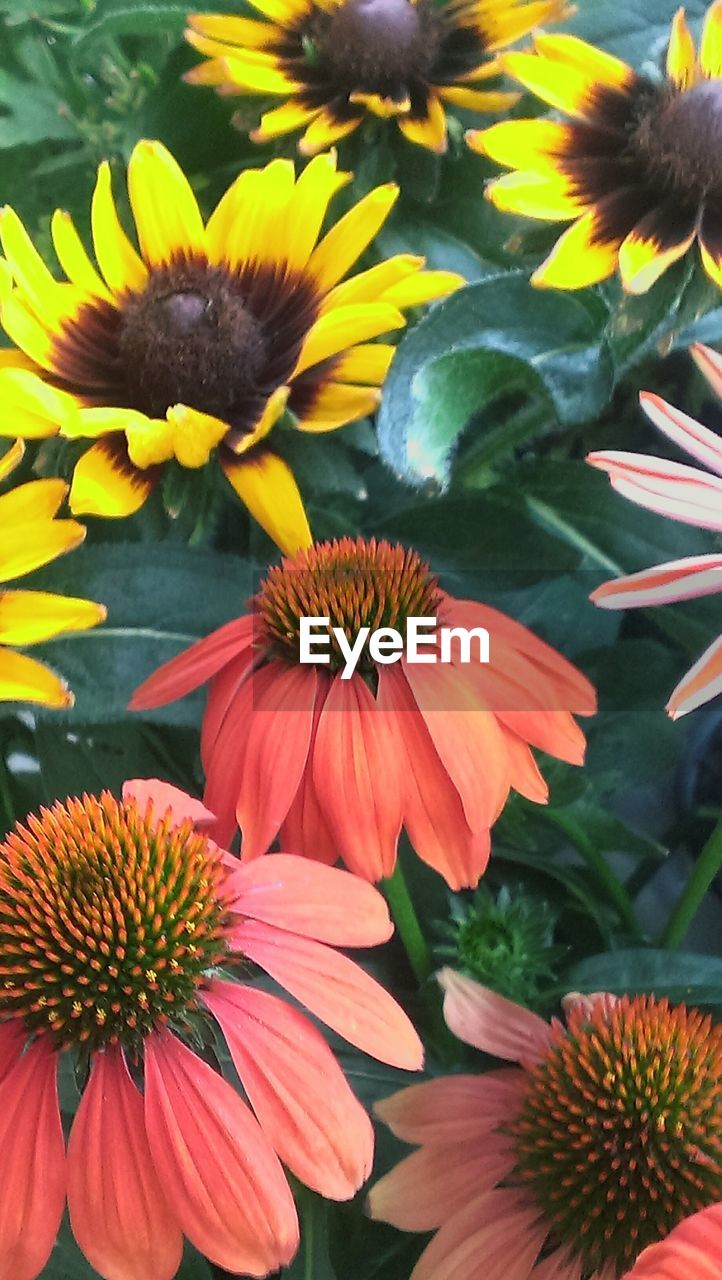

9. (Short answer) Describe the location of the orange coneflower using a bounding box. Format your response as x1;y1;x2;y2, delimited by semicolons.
131;536;596;888
0;777;422;1279
470;2;722;292
371;969;722;1280
0;441;105;707
0;142;460;554
590;343;722;718
622;1202;722;1280
185;0;570;156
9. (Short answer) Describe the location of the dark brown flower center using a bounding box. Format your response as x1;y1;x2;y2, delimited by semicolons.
314;0;437;94
633;79;722;203
119;260;267;421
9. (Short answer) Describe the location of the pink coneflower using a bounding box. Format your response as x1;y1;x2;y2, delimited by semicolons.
589;343;722;718
0;777;422;1280
622;1202;722;1280
370;968;722;1280
130;536;596;889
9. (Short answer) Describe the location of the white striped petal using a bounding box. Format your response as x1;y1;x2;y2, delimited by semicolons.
667;633;722;719
591;555;722;609
641;387;722;478
588;450;722;531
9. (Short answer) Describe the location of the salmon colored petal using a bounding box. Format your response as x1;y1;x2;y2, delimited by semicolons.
375;1070;527;1144
666;632;722;719
278;677;339;865
402;658;511;831
640;386;722;478
497;708;587;766
201;646;259;773
0;1022;25;1082
227;852;392;946
230;918;424;1070
144;1032;299;1276
369;1135;516;1231
0;1037;65;1280
202;979;374;1200
623;1202;722;1280
313;672;404;881
67;1047;183;1280
130;615;255;709
439;968;552;1064
233;664;317;860
501;728;549;803
121;778;215;828
411;1187;547;1280
532;1245;582;1280
377;666;491;889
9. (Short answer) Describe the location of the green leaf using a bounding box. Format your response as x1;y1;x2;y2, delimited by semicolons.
568;0;709;64
24;543;256;725
377;274;612;487
565;948;722;1004
0;66;78;148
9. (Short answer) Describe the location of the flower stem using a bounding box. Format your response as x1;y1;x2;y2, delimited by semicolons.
661;815;722;948
383;860;433;986
540;808;641;939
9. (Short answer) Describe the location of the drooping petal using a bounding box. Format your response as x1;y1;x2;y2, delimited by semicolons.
439;967;552;1064
640;386;722;478
666;632;722;719
202;980;374;1200
227;852;392;946
312;672;404;881
618;202;696;294
369;1135;515;1231
69;438;160;519
588;448;722;531
67;1047;183;1280
129;615;256;710
411;1187;548;1280
397;94;448;155
591;555;722;609
623;1201;722;1280
375;1070;527;1145
201;646;259;773
144;1032;299;1276
221;450;312;556
121;778;216;827
230;918;424;1069
0;1036;65;1280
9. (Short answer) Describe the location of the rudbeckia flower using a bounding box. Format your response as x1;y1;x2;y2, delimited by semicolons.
370;969;722;1280
0;441;105;707
470;2;722;292
130;536;596;888
0;777;422;1280
623;1203;722;1280
184;0;570;156
0;142;460;554
589;343;722;719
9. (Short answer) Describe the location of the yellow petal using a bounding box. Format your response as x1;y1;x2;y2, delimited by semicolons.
469;117;575;168
0;439;23;481
183;58;231;86
51;210;112;301
293;303;404;376
211;160;295;273
221;52;303;93
618;207;696;294
532;210;622;289
186;28;267;59
0;207;65;320
186;13;276;46
332;344;395;384
221;449;312;555
124;417;177;468
226;385;290;455
349;91;410;117
1;292;55;370
298;108;364;156
480;0;573;51
0;368;78;434
284;152;351;271
206;168;260;265
244;0;309;23
91;161;148;295
700;0;722;76
69;440;157;518
532;33;635;90
379;269;464;308
397;94;448;154
438;86;519;112
0;647;73;708
502;49;616;119
295;382;381;431
486;170;584;219
0;477;67;524
325;254;425;310
165;404;228;468
251;100;320;142
127;140;206;269
0;518;85;583
67;405;146;440
307;183;399;289
0;589;106;645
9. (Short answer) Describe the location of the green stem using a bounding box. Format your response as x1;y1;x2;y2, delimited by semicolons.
383;861;433;986
661;815;722;949
541;809;641;938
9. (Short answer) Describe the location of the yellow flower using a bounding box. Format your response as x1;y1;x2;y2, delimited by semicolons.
0;442;106;707
185;0;571;156
0;142;462;555
470;1;722;293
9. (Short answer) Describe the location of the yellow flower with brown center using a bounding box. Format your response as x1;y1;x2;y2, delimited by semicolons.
0;442;106;707
0;142;461;554
184;0;571;156
469;2;722;293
